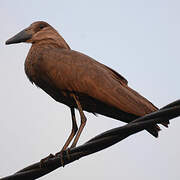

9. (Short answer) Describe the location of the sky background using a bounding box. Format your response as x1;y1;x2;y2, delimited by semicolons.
1;0;180;179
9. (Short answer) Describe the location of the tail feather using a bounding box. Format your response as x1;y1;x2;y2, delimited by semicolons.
161;120;170;128
146;120;170;137
146;124;161;138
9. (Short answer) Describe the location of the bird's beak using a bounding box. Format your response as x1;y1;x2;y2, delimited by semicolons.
5;28;32;45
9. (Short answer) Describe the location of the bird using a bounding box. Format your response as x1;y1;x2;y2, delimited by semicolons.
6;21;168;152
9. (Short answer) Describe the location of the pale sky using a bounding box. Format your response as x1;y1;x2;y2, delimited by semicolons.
1;0;180;179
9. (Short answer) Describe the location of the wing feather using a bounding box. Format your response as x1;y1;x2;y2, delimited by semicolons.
41;48;157;116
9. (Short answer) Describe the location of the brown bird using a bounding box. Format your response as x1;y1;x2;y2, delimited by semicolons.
6;21;168;151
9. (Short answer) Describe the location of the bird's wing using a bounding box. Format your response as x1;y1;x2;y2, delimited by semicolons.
101;64;128;85
40;48;157;116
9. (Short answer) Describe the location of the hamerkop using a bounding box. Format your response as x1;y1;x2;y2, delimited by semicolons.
6;21;168;151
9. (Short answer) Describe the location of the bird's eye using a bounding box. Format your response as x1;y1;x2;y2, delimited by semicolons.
39;25;45;30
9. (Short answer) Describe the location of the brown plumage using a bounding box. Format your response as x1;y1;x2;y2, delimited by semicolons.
6;21;168;151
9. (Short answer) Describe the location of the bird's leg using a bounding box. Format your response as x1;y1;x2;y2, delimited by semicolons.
56;107;78;166
41;108;78;167
71;94;87;148
61;107;78;151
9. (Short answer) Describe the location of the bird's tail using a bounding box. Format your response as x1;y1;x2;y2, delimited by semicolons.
146;121;169;138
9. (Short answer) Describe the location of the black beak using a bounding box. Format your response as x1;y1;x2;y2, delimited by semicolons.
5;29;32;45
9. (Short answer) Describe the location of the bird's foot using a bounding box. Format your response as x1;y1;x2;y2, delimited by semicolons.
40;153;55;168
39;149;71;168
55;148;71;167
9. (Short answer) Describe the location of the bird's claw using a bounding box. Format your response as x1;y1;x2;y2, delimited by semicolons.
55;148;71;167
40;153;55;168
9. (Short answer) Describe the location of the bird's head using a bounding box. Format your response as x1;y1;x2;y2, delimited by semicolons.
5;21;70;49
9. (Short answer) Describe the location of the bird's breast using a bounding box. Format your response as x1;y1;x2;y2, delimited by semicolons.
24;52;74;107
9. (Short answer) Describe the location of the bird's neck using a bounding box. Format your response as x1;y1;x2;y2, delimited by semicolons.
32;36;70;50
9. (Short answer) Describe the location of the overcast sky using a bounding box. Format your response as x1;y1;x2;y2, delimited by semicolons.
1;0;180;179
